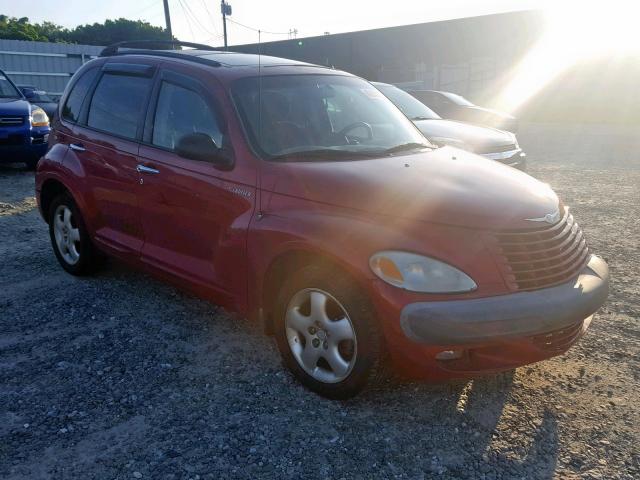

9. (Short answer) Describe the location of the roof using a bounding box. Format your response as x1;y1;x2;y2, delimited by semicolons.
172;50;314;67
101;40;316;69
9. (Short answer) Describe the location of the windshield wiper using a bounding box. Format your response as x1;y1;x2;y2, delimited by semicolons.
270;148;379;161
410;116;434;121
384;142;432;154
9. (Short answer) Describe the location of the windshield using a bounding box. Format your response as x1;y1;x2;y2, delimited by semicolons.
30;90;54;102
375;84;441;120
440;91;474;107
0;73;22;99
232;74;430;159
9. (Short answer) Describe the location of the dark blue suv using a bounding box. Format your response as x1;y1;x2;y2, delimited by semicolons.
0;69;51;169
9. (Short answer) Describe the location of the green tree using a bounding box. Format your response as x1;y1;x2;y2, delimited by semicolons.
65;18;170;46
0;16;170;45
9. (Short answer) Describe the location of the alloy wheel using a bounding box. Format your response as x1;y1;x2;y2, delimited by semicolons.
52;204;81;265
285;288;357;383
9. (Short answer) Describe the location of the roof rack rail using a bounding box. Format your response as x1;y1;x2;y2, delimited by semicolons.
100;40;219;57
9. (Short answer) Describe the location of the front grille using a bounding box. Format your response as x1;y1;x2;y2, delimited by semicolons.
0;116;24;126
530;321;584;352
474;143;517;155
493;207;590;291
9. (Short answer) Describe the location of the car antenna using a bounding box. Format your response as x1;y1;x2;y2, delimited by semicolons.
257;29;264;219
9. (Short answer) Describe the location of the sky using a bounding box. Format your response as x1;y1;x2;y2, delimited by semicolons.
1;0;544;46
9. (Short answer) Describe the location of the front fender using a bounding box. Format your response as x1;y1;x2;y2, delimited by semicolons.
248;192;507;320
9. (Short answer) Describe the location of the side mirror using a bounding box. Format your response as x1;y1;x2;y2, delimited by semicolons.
21;87;36;100
175;133;233;169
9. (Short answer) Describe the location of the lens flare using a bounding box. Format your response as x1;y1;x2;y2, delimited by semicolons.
493;0;640;112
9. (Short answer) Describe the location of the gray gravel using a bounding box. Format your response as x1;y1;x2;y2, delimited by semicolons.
1;122;639;479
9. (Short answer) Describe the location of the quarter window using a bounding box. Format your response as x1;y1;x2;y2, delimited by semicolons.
152;81;222;151
87;73;151;139
61;67;99;123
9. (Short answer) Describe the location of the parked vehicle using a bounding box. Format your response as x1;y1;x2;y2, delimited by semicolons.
374;82;526;170
407;89;519;133
0;70;50;169
36;41;609;399
18;85;58;119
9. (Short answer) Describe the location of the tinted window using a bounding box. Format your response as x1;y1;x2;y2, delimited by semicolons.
152;81;222;150
376;85;440;120
441;92;474;107
61;67;98;123
87;73;151;139
0;73;21;98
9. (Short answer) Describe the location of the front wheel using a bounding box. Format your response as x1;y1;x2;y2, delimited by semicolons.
274;265;386;399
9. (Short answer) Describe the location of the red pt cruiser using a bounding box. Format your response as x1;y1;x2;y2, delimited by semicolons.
36;42;609;398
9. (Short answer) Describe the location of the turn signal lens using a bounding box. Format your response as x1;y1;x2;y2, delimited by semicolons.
369;251;477;293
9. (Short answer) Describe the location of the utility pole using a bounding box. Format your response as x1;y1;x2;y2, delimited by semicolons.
221;1;232;50
162;0;173;41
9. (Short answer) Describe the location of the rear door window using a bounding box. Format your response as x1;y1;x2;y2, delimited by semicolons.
61;67;99;123
87;73;151;139
151;81;222;150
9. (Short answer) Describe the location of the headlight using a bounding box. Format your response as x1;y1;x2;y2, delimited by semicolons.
370;251;477;293
429;137;468;150
30;107;49;127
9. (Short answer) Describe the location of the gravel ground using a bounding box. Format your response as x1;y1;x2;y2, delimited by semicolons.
1;122;638;480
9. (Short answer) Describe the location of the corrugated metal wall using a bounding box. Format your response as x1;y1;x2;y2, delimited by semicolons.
0;40;103;94
232;10;545;103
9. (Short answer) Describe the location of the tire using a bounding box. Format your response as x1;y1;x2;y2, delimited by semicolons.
274;264;386;399
24;156;39;171
48;193;102;276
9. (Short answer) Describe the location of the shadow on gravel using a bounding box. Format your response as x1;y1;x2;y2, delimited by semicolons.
349;371;559;478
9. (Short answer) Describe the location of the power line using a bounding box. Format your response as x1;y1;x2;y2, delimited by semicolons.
176;0;195;41
183;0;222;38
226;17;291;36
199;0;220;37
130;0;161;18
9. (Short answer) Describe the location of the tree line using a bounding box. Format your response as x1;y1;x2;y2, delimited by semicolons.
0;16;170;46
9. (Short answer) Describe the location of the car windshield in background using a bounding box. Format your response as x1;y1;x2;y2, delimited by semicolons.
232;74;430;160
0;74;21;99
441;91;474;106
31;90;54;102
375;84;441;121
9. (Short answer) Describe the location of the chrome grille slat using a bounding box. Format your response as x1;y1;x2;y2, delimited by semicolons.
494;207;590;291
0;116;24;126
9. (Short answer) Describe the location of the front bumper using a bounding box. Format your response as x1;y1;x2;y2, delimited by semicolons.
0;126;49;162
400;255;609;346
481;148;527;171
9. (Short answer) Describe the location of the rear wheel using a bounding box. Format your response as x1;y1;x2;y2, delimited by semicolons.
274;265;386;399
48;193;102;275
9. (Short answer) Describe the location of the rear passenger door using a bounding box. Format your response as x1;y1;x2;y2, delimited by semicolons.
137;67;255;306
70;62;155;256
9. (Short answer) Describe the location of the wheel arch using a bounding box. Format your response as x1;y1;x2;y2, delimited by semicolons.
40;178;72;222
260;247;372;335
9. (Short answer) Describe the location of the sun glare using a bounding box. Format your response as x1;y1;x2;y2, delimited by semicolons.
494;0;640;112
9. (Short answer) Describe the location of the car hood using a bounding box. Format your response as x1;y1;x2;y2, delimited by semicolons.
267;147;558;230
33;101;57;117
0;98;31;116
413;119;515;151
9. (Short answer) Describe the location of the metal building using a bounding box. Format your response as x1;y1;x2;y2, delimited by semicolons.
232;10;545;103
0;39;103;95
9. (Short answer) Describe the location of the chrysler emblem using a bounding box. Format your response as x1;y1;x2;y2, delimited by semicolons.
526;209;560;224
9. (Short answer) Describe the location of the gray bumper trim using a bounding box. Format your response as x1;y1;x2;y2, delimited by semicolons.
400;255;609;345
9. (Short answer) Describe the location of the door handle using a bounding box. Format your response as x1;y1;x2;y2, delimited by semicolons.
69;143;85;152
136;164;160;174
